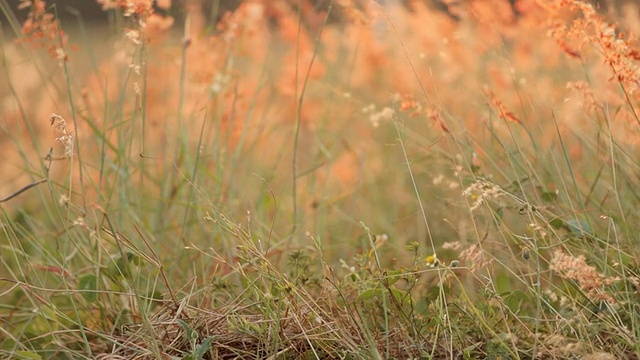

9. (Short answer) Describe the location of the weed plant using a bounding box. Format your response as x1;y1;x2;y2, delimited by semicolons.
1;0;640;358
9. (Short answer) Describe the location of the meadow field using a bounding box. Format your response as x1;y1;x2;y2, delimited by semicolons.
1;0;640;358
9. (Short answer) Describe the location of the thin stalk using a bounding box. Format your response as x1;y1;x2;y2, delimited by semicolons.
291;1;333;240
180;112;208;240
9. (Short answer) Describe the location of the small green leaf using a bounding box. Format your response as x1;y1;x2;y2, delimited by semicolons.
567;219;592;237
384;269;404;286
110;256;130;278
26;305;59;335
357;288;384;302
494;273;511;294
502;290;527;313
79;274;97;302
127;252;143;266
540;191;558;202
549;218;565;229
16;351;42;360
178;319;197;339
508;177;530;191
193;336;214;359
389;288;411;305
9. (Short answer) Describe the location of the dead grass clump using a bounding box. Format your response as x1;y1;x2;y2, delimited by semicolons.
94;296;408;359
550;249;620;304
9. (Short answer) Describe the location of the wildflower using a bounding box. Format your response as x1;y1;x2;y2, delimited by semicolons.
361;104;376;113
432;174;444;185
442;241;462;250
50;113;74;158
211;72;231;94
425;254;440;268
17;1;32;10
144;13;175;40
368;106;395;128
483;86;522;125
96;0;118;10
72;217;87;229
125;29;142;45
425;105;449;133
543;0;640;94
528;222;548;237
125;0;154;17
373;234;389;250
18;0;69;61
397;94;421;115
459;244;492;273
550;249;619;303
404;241;419;253
566;81;599;114
58;195;69;206
156;0;171;10
462;179;504;212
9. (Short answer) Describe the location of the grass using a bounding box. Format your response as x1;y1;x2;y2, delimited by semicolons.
1;0;640;358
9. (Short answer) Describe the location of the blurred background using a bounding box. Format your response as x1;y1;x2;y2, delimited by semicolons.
2;0;634;24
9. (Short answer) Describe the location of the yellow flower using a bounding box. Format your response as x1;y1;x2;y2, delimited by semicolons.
426;254;440;267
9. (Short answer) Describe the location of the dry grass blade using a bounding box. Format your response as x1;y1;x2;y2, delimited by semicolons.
0;178;47;203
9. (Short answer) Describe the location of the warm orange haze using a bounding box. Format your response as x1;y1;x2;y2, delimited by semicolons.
1;0;640;358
